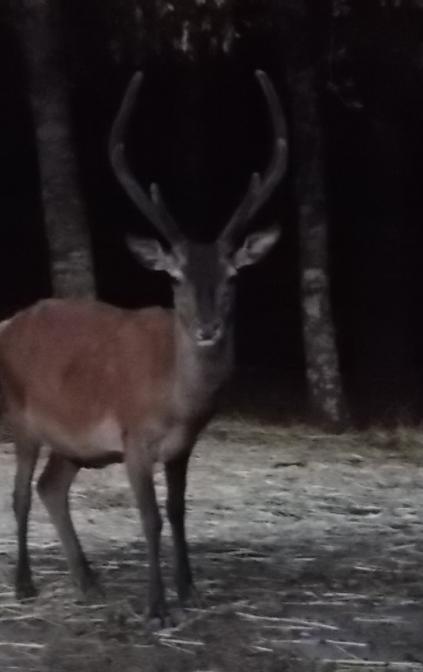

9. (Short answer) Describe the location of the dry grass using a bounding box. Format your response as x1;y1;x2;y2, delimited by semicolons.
0;418;422;670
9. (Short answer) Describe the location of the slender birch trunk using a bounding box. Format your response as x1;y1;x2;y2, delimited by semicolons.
285;20;348;428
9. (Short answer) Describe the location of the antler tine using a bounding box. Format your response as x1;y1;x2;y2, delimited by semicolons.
220;70;288;246
150;183;181;236
256;69;287;144
108;71;143;155
109;71;182;245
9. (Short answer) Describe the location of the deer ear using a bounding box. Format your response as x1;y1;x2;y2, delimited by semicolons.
126;236;182;279
232;225;281;270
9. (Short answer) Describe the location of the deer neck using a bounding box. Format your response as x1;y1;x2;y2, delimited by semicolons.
172;315;234;417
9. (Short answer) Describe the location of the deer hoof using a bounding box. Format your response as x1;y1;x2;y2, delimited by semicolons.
146;614;175;631
75;575;105;604
15;581;38;601
178;584;204;610
144;603;174;631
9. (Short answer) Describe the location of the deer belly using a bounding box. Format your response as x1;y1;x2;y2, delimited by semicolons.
22;411;125;463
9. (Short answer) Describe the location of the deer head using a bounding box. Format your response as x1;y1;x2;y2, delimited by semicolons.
109;71;288;348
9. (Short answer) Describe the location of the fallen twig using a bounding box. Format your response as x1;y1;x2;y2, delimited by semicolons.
236;612;339;630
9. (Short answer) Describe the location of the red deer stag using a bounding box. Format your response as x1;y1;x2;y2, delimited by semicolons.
1;70;288;626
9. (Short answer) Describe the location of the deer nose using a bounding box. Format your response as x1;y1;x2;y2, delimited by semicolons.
195;322;223;346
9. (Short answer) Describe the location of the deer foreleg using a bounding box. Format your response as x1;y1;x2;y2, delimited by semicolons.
165;451;197;606
125;448;167;625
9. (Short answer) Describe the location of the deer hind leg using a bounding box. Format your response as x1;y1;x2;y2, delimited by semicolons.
36;453;101;600
13;439;40;599
165;451;199;607
124;447;168;626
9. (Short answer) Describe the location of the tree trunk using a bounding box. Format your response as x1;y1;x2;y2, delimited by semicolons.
18;0;95;298
285;14;348;428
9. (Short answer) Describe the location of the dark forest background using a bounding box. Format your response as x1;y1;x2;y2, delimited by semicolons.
1;0;423;424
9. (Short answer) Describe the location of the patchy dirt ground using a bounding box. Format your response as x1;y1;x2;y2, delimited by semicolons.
0;419;423;671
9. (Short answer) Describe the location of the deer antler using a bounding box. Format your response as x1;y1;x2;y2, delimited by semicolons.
220;70;288;246
109;71;182;245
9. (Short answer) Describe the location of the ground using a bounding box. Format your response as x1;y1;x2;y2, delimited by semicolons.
0;419;423;671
